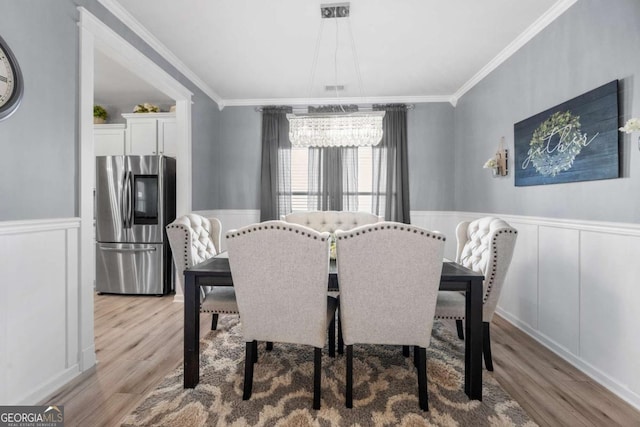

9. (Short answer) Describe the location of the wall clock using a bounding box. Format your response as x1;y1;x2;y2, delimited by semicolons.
0;34;24;121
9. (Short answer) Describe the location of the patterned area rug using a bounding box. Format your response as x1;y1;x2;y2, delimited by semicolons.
122;317;537;426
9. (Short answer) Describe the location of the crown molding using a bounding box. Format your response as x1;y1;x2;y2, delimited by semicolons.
222;95;454;109
97;0;223;107
450;0;578;104
97;0;575;111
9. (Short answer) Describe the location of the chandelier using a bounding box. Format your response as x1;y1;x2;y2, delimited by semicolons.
288;111;384;147
287;3;384;148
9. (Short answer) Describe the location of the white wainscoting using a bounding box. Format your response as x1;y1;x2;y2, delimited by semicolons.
175;209;640;410
0;218;81;405
411;210;640;411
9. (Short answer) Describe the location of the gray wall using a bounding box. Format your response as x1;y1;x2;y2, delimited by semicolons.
192;99;221;210
5;0;635;223
212;104;456;211
216;107;262;209
453;0;640;222
0;1;79;220
408;103;455;211
0;0;220;221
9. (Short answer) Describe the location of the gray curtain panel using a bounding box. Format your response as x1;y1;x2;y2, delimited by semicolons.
260;106;292;221
261;104;409;220
308;147;358;211
307;105;359;211
372;104;411;223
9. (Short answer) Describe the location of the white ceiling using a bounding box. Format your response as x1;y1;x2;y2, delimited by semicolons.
95;0;575;108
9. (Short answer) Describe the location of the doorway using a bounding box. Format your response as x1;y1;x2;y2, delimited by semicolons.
78;7;192;371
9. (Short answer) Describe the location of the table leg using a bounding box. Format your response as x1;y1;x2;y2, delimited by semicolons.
465;277;483;400
184;275;200;388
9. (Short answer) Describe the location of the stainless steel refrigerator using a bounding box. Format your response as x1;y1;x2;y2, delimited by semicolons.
95;155;176;295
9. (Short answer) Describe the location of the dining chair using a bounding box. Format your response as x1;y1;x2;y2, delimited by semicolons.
166;214;238;330
282;210;382;233
336;222;445;411
225;220;337;410
435;216;517;371
283;210;383;352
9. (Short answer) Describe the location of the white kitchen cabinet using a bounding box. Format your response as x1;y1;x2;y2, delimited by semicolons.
122;113;176;156
157;117;177;157
94;124;126;156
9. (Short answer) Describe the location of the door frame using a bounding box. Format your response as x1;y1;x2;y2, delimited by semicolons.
78;7;192;370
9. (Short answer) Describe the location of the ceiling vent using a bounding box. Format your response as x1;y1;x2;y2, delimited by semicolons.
325;85;345;91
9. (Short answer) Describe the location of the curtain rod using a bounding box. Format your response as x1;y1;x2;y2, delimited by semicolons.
254;104;415;112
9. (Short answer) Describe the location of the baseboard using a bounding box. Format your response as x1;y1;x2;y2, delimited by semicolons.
496;308;640;411
20;365;80;405
81;344;96;371
178;208;640;411
413;210;640;412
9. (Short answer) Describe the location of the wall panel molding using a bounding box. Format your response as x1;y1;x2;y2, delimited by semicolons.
412;210;640;411
167;208;640;410
0;218;80;235
0;218;81;404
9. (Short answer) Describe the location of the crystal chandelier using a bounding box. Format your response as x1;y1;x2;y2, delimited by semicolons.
288;111;384;147
288;3;384;148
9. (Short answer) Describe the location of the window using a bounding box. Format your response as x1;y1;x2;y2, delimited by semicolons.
290;146;374;213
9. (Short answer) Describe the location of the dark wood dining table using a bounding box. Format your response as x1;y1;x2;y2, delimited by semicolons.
183;253;485;401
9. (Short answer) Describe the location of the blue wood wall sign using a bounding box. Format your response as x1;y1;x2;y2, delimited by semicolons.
514;80;619;186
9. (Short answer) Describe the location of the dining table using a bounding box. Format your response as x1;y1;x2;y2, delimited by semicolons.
183;252;485;401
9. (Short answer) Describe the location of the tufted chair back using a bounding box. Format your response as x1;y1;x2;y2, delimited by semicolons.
456;217;518;322
283;211;382;234
166;214;222;301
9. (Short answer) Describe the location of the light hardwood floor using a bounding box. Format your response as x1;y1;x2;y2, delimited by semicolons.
46;294;640;426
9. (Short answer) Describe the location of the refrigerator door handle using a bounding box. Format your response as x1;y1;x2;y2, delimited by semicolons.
99;246;157;253
124;171;133;229
121;172;129;229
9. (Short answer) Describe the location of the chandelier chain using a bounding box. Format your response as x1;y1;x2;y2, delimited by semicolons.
346;17;366;101
333;14;343;111
286;3;385;148
307;18;326;102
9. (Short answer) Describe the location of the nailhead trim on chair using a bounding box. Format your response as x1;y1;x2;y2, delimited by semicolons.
166;224;192;270
336;223;445;241
226;223;328;241
435;220;517;321
483;229;518;303
167;218;240;315
200;309;238;314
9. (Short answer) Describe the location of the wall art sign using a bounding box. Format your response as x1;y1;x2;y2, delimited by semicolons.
514;80;619;186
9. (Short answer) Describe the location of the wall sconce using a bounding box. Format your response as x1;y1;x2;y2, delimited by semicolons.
619;117;640;151
483;137;509;177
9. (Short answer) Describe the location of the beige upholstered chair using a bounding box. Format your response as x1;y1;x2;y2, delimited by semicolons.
283;210;383;350
336;222;445;411
282;210;382;233
435;217;517;371
166;214;238;330
226;221;337;410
